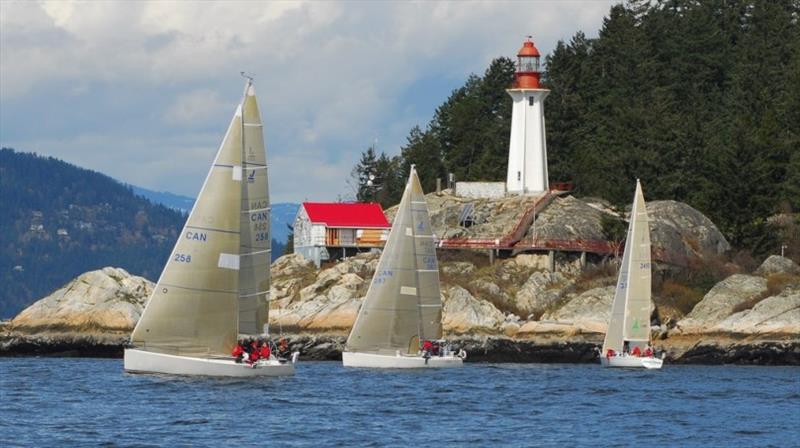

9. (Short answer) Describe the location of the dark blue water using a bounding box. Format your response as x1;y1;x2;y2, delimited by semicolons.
1;359;798;447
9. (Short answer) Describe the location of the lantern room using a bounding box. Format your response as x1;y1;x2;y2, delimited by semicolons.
514;37;542;89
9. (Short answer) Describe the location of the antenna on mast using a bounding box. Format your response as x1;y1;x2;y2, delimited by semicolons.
240;71;255;82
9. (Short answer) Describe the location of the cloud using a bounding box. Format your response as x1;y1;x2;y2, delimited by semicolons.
0;0;618;203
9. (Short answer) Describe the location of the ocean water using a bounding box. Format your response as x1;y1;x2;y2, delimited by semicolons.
1;359;798;447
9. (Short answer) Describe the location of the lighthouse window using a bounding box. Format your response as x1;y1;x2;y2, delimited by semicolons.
529;97;534;106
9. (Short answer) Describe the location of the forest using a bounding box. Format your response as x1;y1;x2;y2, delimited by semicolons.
351;0;799;258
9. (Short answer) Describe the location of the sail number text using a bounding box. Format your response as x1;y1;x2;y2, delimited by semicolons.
173;253;192;263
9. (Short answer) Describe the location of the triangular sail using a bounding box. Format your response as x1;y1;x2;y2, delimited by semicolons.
237;82;270;335
346;167;442;354
131;80;271;356
602;180;652;353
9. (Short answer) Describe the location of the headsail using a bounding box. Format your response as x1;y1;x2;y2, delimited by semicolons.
131;80;271;356
346;167;442;354
602;179;652;353
237;81;270;335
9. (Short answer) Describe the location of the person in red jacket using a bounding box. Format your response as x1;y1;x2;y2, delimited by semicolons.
632;345;642;357
259;342;271;361
232;340;245;363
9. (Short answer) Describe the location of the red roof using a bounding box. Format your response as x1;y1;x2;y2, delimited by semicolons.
302;202;391;228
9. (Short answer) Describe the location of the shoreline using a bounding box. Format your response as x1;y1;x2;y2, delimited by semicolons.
2;332;797;365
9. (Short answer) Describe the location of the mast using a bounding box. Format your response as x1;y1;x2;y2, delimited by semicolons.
411;165;425;346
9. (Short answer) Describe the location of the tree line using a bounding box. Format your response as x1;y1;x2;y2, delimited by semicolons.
350;0;799;257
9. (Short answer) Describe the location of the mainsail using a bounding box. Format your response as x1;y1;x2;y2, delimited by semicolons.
346;167;442;354
602;179;652;353
131;80;270;356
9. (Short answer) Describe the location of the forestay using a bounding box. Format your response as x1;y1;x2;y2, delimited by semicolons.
602;180;652;353
346;167;442;354
131;80;270;357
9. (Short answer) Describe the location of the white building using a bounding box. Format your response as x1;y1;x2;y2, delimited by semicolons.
293;202;391;267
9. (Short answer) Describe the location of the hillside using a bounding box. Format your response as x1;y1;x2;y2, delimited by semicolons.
0;149;188;318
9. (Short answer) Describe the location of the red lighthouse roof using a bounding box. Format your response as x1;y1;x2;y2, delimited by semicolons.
302;202;391;228
512;36;542;89
517;39;541;58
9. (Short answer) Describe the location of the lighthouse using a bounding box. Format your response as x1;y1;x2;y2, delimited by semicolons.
506;37;549;195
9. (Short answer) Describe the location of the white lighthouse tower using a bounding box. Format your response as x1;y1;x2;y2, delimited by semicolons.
506;37;549;195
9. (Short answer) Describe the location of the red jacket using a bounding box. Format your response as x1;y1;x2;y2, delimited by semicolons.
632;346;642;356
232;345;244;357
422;340;433;351
249;350;259;361
260;346;271;360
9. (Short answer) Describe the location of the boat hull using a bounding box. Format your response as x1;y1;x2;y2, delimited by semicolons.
342;351;463;369
600;355;663;369
124;348;295;377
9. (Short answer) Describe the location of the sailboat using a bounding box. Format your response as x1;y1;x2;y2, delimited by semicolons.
342;167;464;368
124;79;297;377
600;179;663;369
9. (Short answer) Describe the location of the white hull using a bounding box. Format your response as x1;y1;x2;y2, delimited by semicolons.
124;348;295;377
601;355;663;369
342;351;463;369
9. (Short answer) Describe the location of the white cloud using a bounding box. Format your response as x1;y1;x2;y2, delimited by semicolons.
1;0;618;203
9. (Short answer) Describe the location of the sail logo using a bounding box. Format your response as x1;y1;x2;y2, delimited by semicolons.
185;231;207;242
247;170;256;183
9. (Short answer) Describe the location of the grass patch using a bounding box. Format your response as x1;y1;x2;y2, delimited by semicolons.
655;279;705;316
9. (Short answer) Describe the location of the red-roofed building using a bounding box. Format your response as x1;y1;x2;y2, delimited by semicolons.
294;202;391;267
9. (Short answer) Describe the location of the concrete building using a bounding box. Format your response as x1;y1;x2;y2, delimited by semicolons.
506;37;550;195
293;202;391;267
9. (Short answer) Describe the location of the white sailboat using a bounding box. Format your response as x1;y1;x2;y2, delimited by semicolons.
125;79;297;377
601;180;663;369
342;167;464;368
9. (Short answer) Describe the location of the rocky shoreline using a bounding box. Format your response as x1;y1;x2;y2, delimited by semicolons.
2;332;798;365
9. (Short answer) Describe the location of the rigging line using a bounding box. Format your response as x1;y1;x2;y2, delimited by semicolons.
160;283;237;295
185;225;239;235
240;249;271;256
239;290;270;298
241;207;271;213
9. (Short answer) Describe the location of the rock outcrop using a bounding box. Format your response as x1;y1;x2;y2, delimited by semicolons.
676;274;768;333
755;255;800;276
10;267;152;333
713;287;800;334
647;200;730;259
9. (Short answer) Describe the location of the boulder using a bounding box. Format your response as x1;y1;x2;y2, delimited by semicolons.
442;286;505;333
530;196;608;241
755;255;800;276
272;272;365;332
540;286;615;334
647;200;730;260
712;287;800;335
271;253;315;278
10;267;153;333
677;274;768;333
514;271;567;318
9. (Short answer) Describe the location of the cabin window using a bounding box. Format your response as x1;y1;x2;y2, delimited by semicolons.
529;96;534;106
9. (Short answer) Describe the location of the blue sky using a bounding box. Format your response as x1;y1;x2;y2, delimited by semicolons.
0;0;616;203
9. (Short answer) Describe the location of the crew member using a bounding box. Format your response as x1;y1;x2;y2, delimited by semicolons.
232;340;245;363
